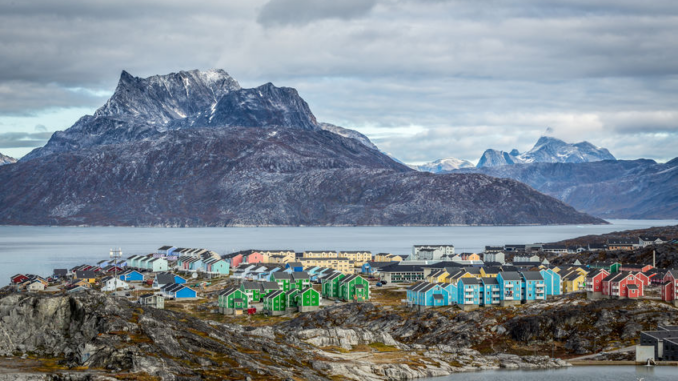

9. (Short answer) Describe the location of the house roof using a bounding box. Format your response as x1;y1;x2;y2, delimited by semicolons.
481;277;499;285
292;271;310;280
219;286;240;296
521;272;544;281
158;245;173;250
261;282;280;290
273;272;292;280
75;270;96;279
287;262;303;268
379;264;424;273
242;281;260;290
460;277;480;285
53;269;68;276
266;290;285;299
606;239;636;245
155;273;176;285
499;271;522;281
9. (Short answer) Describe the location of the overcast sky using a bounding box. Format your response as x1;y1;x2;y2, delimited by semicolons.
1;0;676;163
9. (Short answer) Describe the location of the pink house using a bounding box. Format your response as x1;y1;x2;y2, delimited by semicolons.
661;270;678;302
223;252;244;268
243;251;264;265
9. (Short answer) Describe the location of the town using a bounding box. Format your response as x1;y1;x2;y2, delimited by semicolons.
8;235;678;319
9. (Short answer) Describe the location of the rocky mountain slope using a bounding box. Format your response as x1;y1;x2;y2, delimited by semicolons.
411;157;474;173
6;291;675;380
0;69;605;226
452;158;678;219
477;136;616;168
0;152;16;166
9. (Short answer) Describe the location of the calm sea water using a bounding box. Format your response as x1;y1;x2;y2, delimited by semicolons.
0;219;676;283
424;366;676;380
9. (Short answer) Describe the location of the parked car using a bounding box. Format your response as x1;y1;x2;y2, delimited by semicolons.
380;280;388;284
376;282;383;287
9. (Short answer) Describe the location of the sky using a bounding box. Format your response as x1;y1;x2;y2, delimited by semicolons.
0;0;676;164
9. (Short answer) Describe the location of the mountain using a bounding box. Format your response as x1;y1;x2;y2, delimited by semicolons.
318;123;378;150
452;158;678;219
477;136;616;168
0;152;16;166
412;157;475;173
0;69;605;226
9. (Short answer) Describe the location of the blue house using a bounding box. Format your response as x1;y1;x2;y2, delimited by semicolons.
162;283;197;299
540;268;562;296
421;283;450;307
285;262;304;272
119;270;144;282
521;271;546;302
444;283;458;305
458;277;481;306
480;277;501;306
407;282;428;304
497;271;523;306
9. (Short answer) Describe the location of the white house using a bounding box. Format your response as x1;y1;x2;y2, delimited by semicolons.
101;276;130;292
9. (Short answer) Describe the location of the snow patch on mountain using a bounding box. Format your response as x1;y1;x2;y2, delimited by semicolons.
412;157;475;173
0;152;17;166
477;136;616;168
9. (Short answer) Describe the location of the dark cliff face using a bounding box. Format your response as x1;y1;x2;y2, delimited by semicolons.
2;69;606;226
453;159;678;219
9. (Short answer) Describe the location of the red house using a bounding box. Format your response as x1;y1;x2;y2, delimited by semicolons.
602;272;644;299
620;264;653;273
10;274;29;284
661;270;678;302
222;252;244;268
586;268;610;293
632;271;652;287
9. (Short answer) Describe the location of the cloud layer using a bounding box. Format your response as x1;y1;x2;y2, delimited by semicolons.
0;0;676;162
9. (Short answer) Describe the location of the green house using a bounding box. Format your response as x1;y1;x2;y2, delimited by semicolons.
263;290;286;315
339;274;370;302
218;287;249;313
260;281;280;298
272;272;293;292
322;272;345;298
297;287;321;312
241;281;261;303
292;272;311;290
589;261;621;274
285;289;299;309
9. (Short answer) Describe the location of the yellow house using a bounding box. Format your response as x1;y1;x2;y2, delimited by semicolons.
462;253;481;261
479;267;500;278
426;269;449;283
262;250;296;264
446;268;475;284
338;251;372;267
303;250;338;259
562;271;586;293
374;253;403;262
299;257;354;274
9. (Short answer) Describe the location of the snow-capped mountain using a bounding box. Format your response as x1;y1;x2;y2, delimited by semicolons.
476;136;616;168
318;123;378;150
0;70;604;227
412;157;474;173
0;153;16;166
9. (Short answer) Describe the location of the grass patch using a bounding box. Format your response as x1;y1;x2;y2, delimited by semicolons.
368;342;399;352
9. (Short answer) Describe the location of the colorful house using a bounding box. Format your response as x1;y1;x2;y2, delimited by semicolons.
10;274;29;285
540;268;562;297
321;272;345;298
339;274;370;302
292;272;311;290
426;269;449;283
101;276;129;292
496;271;522;306
457;277;481;307
414;283;450;308
218;287;248;314
241;281;262;303
285;289;299;309
480;277;501;306
562;270;586;293
520;271;546;302
285;262;304;272
272;272;293;291
297;287;321;312
480;267;501;278
588;261;620;274
620;264;654;273
601;272;644;299
585;268;610;298
263;290;287;315
75;270;97;283
202;257;230;276
222;252;244;269
444;283;459;304
243;251;264;265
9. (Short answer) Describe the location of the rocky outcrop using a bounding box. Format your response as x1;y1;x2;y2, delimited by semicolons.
0;152;15;166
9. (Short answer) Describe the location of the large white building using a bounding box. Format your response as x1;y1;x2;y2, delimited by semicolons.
412;245;455;260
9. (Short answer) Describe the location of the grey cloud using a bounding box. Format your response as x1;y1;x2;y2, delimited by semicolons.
34;124;47;132
0;81;107;115
0;131;53;149
257;0;377;27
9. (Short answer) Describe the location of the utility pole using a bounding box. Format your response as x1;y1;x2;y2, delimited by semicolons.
653;250;656;268
110;248;122;292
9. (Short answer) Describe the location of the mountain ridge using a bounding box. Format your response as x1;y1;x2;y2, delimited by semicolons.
1;69;606;226
477;136;616;168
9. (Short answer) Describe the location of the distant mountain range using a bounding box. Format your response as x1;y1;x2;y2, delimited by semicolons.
452;158;678;219
411;157;474;173
0;153;16;166
477;136;616;168
0;69;604;227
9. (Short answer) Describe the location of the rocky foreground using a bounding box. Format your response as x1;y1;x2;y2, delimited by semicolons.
1;291;676;380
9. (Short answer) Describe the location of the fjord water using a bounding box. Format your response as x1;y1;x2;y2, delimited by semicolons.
0;219;676;283
424;366;675;380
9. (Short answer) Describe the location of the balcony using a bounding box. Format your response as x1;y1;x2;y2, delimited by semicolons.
505;284;514;288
